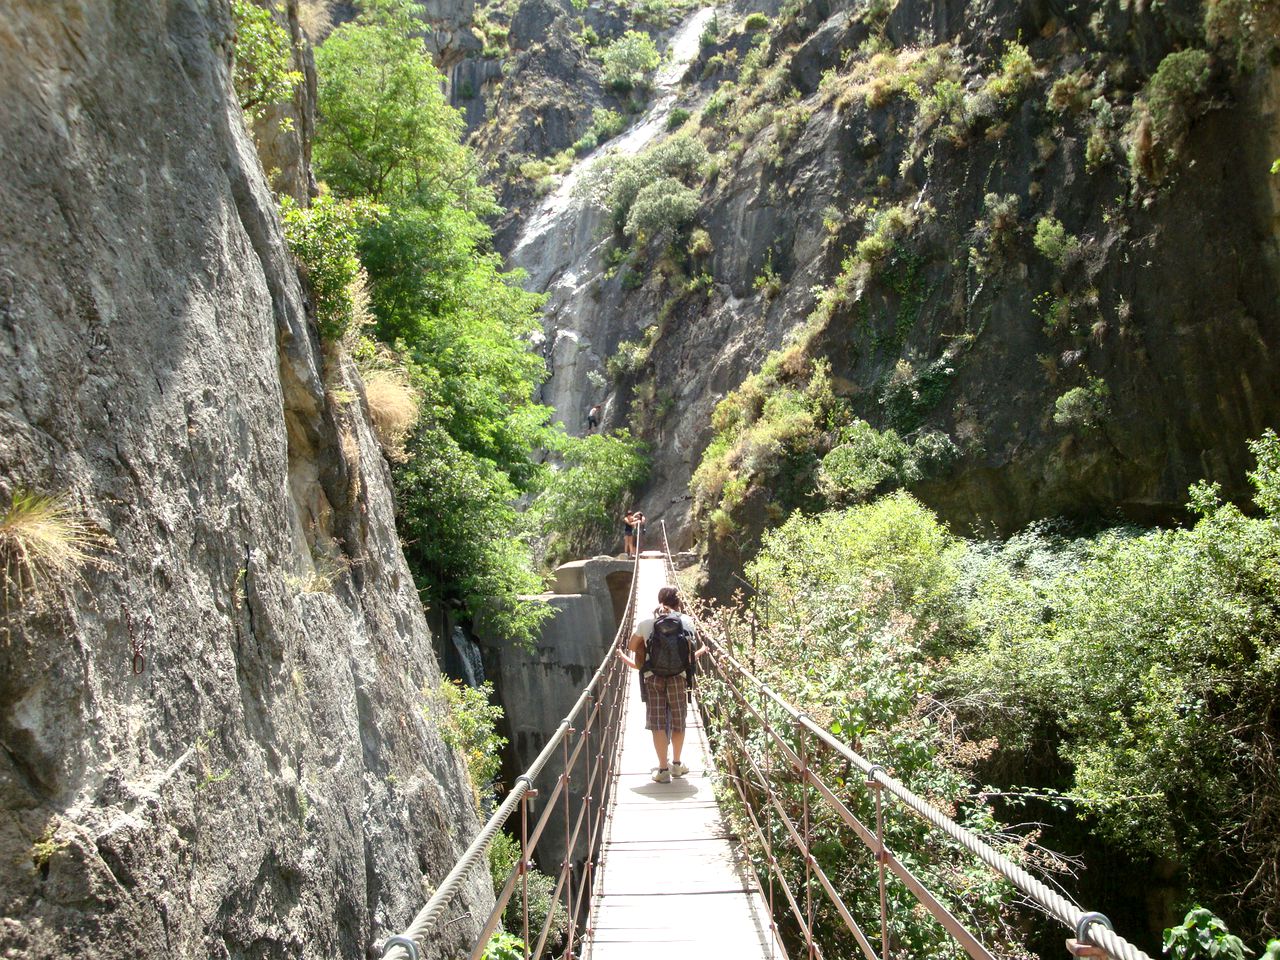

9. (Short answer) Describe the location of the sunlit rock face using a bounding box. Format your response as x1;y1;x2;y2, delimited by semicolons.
487;0;1280;585
0;2;490;957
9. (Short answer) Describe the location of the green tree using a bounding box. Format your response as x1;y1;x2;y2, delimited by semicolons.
310;0;552;645
313;0;494;212
600;30;661;91
533;431;649;562
231;0;303;123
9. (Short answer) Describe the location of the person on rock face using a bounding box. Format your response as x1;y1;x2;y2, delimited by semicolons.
586;403;601;434
617;585;708;782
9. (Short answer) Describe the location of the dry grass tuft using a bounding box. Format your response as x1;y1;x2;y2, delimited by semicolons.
362;370;420;460
1;490;105;609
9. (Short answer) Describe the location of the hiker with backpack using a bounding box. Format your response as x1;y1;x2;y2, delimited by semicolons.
617;585;707;782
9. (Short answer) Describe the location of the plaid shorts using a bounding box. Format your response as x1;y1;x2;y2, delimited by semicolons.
643;673;689;733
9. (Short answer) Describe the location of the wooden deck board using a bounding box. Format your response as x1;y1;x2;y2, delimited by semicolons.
584;557;778;960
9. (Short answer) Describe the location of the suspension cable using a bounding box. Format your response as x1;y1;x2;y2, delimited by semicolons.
657;521;1152;960
380;532;645;960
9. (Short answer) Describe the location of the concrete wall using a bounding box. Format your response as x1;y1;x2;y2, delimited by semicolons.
479;556;632;871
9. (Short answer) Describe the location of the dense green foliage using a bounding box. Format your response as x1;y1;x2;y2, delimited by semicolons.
532;431;650;564
721;434;1280;949
305;1;645;643
314;2;491;211
279;194;380;339
481;932;525;960
230;0;302;122
707;492;1029;959
691;335;957;541
435;678;507;802
580;133;707;240
600;30;660;91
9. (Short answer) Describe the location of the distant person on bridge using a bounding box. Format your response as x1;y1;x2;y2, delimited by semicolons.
617;585;707;783
622;509;645;558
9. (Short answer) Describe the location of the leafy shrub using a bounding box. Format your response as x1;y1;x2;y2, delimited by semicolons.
625;177;699;240
397;430;552;646
590;107;626;141
1035;292;1073;336
481;932;525;960
981;41;1034;104
743;12;770;30
959;433;1280;935
1047;70;1091;114
1164;908;1249;960
692;357;836;530
855;203;917;265
1130;49;1212;180
703;82;736;119
817;420;910;503
435;679;507;802
1147;49;1213;134
314;3;492;212
689;227;713;258
879;355;956;433
699;15;719;48
580;134;708;239
904;428;959;478
601;30;660;91
280;194;381;340
1052;379;1107;429
1033;216;1080;268
606;338;650;378
231;0;303;123
666;107;691;130
729;432;1280;943
719;494;1026;959
534;430;649;561
309;0;555;653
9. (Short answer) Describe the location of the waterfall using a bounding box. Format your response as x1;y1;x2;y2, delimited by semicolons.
507;7;717;432
451;625;486;687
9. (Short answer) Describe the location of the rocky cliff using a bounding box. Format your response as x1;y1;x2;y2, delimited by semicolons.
484;0;1280;589
0;2;489;957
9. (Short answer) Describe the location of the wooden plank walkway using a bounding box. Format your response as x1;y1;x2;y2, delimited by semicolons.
584;555;777;960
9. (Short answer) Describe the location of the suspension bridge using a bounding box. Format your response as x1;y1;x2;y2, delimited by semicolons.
379;528;1155;960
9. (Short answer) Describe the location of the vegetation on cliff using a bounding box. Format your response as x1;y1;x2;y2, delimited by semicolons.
716;433;1280;952
261;0;646;643
655;0;1280;951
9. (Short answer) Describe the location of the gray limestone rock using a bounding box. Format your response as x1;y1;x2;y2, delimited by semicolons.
0;2;491;957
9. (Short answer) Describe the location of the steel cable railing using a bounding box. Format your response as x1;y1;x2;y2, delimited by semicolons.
379;534;644;960
657;521;1153;960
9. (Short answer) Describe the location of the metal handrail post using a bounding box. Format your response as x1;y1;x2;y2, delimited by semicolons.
799;721;815;960
521;790;531;960
869;768;889;960
562;732;575;960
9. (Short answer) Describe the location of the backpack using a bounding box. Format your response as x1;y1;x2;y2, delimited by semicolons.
645;612;692;678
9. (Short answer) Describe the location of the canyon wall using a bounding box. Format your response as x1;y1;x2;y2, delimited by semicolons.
0;2;489;956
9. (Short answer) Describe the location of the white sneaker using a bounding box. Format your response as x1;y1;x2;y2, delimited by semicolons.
651;767;671;783
671;761;689;778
